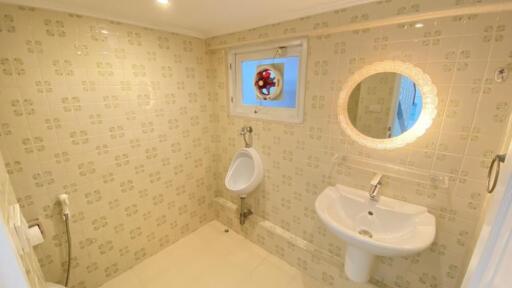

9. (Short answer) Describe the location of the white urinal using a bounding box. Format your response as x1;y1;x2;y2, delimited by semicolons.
225;147;263;197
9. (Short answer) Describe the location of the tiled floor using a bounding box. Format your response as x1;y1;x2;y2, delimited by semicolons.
100;221;327;288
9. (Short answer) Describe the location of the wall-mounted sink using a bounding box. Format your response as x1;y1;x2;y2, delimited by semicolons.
315;184;436;283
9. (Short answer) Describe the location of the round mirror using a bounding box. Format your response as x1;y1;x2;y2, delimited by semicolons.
347;72;422;139
338;61;437;149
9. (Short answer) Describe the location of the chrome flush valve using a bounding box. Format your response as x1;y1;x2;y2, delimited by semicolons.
240;126;253;148
369;173;383;201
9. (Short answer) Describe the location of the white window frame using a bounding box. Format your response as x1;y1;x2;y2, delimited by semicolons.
227;39;307;123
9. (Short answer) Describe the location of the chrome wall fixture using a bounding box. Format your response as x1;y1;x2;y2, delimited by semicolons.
494;67;509;83
487;154;506;193
240;126;253;148
239;197;253;225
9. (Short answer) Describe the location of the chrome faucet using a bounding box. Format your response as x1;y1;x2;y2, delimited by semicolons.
369;173;383;201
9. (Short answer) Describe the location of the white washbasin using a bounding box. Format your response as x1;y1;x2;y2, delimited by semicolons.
315;184;436;282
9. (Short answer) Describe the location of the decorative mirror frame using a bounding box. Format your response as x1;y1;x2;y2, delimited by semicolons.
338;61;438;150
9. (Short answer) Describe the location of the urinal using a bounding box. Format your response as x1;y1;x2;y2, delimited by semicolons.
225;147;263;197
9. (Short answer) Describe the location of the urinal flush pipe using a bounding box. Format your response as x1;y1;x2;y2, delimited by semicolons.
240;126;253;148
239;196;253;225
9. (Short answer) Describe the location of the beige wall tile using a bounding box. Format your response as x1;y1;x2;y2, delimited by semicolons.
208;2;512;288
0;3;216;288
2;1;512;288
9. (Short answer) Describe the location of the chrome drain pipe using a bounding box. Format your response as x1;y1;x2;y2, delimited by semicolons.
240;197;252;225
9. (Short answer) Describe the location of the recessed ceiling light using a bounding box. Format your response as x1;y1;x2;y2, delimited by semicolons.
156;0;169;4
414;23;424;28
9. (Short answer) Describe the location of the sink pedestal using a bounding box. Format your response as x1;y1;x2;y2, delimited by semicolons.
345;245;375;283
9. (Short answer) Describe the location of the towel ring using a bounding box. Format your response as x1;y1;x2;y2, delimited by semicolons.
487;154;506;193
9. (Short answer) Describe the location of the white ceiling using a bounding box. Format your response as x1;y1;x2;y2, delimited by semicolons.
3;0;377;38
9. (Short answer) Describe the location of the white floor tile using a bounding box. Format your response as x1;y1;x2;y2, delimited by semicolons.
99;221;326;288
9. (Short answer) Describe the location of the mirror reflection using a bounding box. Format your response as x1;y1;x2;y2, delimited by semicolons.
347;72;422;139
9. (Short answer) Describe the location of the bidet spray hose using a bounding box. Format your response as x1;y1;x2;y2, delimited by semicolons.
58;194;72;287
63;213;71;287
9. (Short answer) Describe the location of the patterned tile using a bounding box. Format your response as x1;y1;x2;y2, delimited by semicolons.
0;3;215;288
1;1;512;288
208;3;512;288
